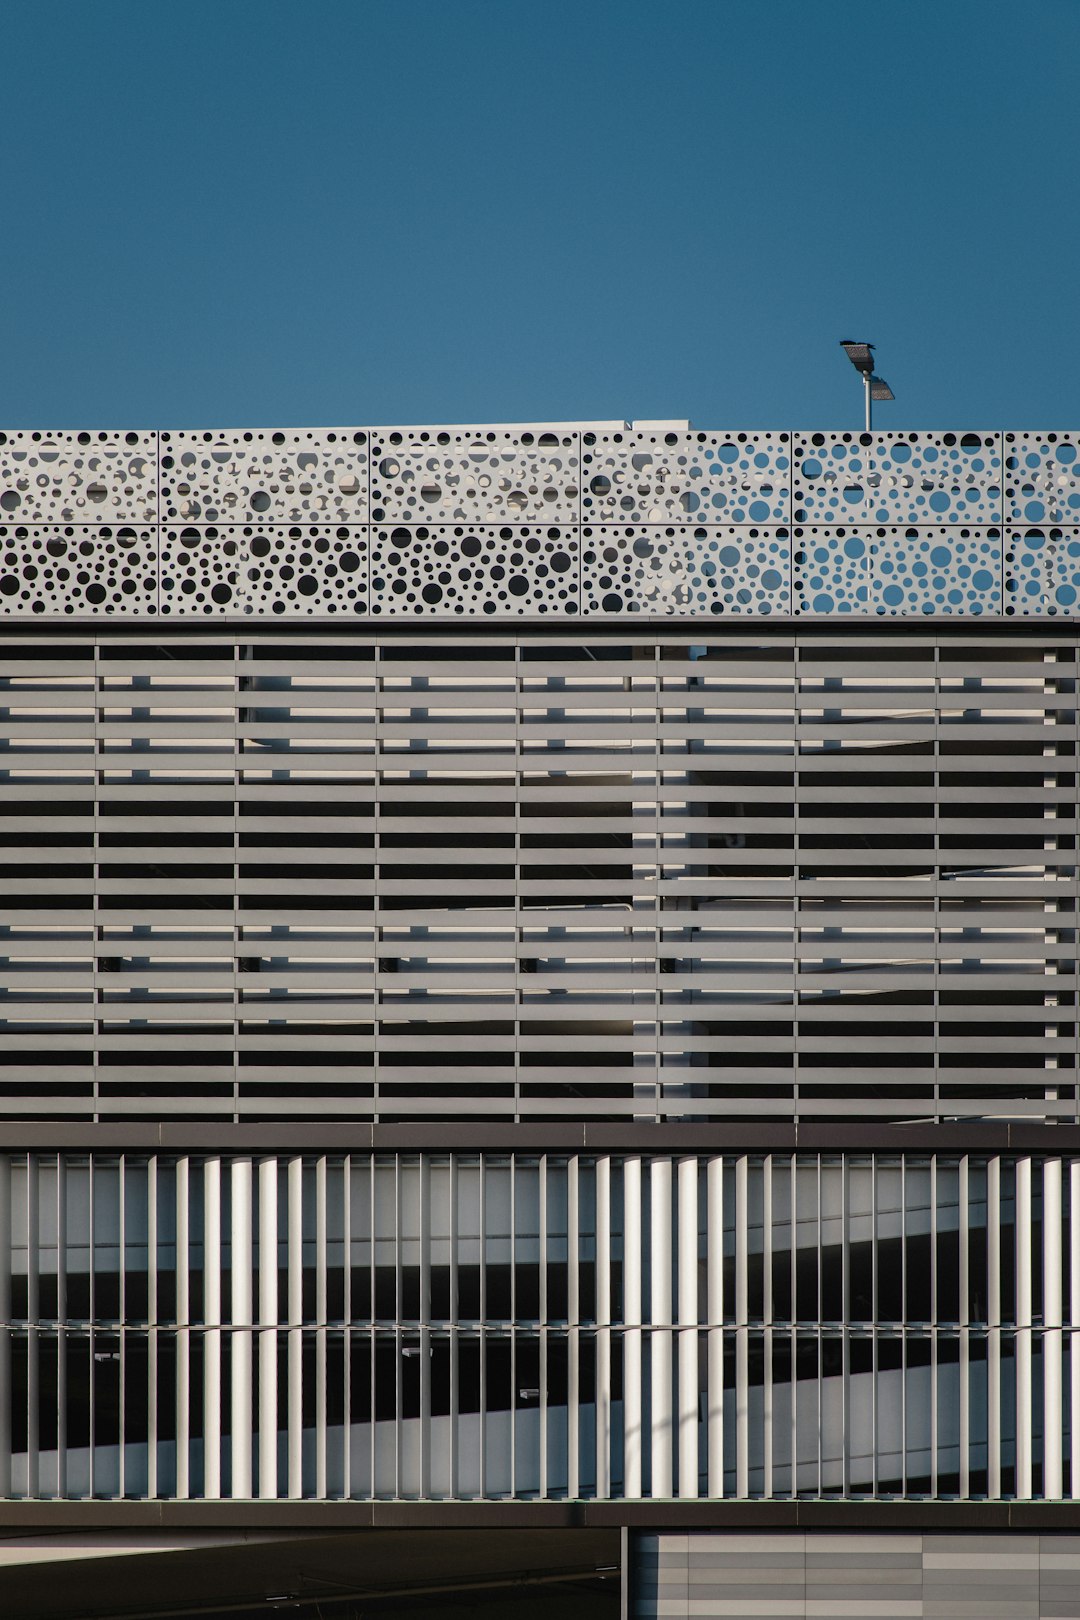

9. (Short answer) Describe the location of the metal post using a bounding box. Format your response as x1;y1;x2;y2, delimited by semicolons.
623;1157;642;1499
864;372;872;432
231;1158;253;1500
203;1158;221;1501
258;1156;278;1499
1044;1158;1063;1499
595;1157;611;1498
650;1159;672;1498
1016;1156;1033;1498
677;1156;699;1499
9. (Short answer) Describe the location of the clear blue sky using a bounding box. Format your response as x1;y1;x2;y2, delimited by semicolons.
4;0;1078;430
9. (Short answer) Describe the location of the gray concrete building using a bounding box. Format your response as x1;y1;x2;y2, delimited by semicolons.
0;422;1078;1617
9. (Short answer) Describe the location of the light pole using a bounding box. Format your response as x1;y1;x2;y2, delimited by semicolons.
840;340;895;429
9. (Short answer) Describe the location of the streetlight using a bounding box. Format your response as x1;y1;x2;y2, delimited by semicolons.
839;340;895;430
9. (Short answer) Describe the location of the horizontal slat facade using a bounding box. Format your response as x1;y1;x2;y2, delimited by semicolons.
0;626;1075;1125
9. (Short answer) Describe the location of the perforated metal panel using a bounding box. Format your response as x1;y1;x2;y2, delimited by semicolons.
0;426;1072;619
1006;526;1080;615
157;524;241;613
157;524;369;616
792;525;870;611
1006;431;1080;523
580;431;790;523
870;525;1003;613
0;526;159;616
0;431;157;524
159;429;368;523
794;525;1003;615
793;431;1004;524
581;525;790;615
370;427;581;523
369;524;578;614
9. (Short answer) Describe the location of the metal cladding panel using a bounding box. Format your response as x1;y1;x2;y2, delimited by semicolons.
0;426;1078;618
157;524;369;616
1005;432;1080;524
792;431;1004;524
634;1532;1080;1619
580;525;790;616
369;524;578;615
0;526;160;616
158;429;369;524
369;427;581;524
1005;527;1080;615
580;430;791;524
794;525;1004;615
0;431;157;524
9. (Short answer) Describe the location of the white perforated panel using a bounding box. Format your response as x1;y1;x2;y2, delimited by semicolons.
0;425;1071;618
793;526;870;612
370;428;580;523
369;524;578;614
795;525;1003;614
158;525;369;615
794;432;1004;524
1005;432;1080;523
0;431;157;523
1005;526;1080;615
157;525;240;613
581;430;790;523
160;430;368;523
0;525;159;615
581;524;790;615
240;526;368;615
872;525;1002;614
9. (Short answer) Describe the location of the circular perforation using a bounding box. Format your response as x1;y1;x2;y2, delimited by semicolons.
582;524;789;615
160;525;369;615
581;431;790;523
370;429;580;523
0;525;158;615
1004;433;1080;524
794;525;1001;615
1005;527;1080;615
794;432;1002;524
160;430;368;523
0;430;157;523
159;526;239;614
370;524;578;615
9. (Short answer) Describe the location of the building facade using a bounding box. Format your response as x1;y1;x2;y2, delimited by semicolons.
0;423;1079;1617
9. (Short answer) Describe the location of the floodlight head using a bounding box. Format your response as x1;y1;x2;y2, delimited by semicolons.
840;340;876;376
869;375;895;402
